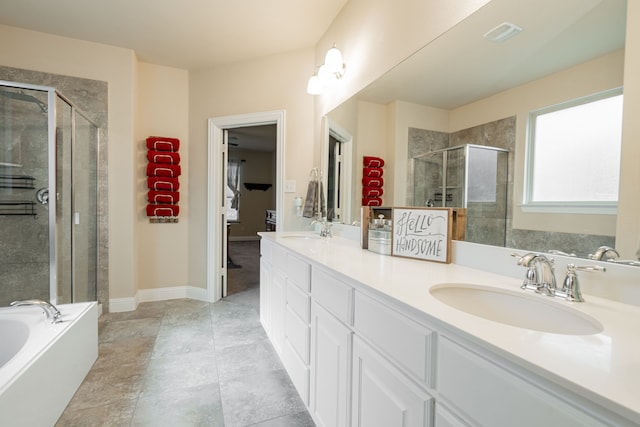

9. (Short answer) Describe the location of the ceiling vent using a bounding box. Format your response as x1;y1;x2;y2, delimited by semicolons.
483;22;523;43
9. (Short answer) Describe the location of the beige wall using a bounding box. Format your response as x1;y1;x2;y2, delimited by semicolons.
136;62;190;290
188;49;316;290
0;24;138;300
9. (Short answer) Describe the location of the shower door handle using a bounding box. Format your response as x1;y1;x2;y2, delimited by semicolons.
36;188;49;205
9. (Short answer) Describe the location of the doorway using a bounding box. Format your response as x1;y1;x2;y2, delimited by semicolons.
207;111;284;303
226;125;277;296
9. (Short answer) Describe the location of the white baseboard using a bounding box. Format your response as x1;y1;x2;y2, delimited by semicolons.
109;285;210;312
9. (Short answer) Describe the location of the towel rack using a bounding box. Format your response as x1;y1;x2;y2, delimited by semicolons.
0;175;35;189
0;200;36;216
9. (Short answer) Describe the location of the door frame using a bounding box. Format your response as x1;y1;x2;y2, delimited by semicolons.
207;110;285;302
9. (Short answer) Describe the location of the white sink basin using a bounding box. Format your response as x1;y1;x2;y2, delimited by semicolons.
430;284;603;335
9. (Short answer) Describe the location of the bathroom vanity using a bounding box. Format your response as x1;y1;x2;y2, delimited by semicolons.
258;232;640;427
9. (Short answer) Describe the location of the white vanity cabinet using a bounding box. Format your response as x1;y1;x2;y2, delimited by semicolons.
259;236;639;427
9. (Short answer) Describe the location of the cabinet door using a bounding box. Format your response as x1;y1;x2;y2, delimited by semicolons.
269;267;286;356
352;336;434;427
310;302;352;427
259;258;271;334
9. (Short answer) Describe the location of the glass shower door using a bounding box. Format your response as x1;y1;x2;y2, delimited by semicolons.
0;84;51;306
55;95;98;304
71;113;98;302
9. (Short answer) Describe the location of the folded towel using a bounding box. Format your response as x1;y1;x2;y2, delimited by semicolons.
146;163;181;177
363;167;383;178
362;186;384;198
302;180;326;218
362;177;384;187
363;156;384;167
147;177;180;191
146;204;179;217
146;137;180;152
362;197;383;206
302;180;317;218
147;150;180;165
148;190;180;204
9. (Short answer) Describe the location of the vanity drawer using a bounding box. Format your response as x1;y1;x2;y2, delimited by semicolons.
311;268;353;325
437;337;609;427
287;282;311;323
285;305;310;364
271;244;287;272
354;291;435;387
287;253;311;292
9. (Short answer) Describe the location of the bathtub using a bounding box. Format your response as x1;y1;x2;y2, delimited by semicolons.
0;302;98;427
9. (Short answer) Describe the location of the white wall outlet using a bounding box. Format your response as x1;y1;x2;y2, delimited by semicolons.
285;180;296;193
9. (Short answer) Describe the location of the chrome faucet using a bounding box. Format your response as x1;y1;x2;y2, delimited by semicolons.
588;245;620;261
514;253;606;302
10;299;62;323
311;218;333;238
513;253;556;296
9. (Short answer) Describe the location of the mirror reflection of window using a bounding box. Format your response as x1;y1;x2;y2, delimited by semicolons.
525;88;623;212
227;158;242;221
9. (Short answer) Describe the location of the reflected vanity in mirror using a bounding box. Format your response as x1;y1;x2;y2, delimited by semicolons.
323;0;630;261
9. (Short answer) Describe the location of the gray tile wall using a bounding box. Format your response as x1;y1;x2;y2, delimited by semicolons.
0;66;108;310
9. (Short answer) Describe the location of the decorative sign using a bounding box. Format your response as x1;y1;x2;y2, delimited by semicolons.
391;207;453;263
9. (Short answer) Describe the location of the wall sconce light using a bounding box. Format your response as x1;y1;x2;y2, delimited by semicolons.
307;44;346;95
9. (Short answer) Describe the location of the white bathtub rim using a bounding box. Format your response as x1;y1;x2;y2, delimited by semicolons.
0;301;96;396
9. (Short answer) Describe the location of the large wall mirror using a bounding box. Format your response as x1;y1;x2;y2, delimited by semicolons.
325;0;630;261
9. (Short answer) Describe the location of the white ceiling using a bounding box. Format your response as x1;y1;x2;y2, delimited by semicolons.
0;0;348;70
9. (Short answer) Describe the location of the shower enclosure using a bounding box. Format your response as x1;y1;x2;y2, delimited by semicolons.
411;144;509;246
0;81;98;306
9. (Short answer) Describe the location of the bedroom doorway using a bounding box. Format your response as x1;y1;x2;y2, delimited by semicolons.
207;111;284;303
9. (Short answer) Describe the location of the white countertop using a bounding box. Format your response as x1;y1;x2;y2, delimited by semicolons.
260;232;640;425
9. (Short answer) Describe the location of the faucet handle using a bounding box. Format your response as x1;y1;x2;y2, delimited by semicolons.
559;264;606;302
511;253;539;291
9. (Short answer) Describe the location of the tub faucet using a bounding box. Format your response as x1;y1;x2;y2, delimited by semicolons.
10;299;62;323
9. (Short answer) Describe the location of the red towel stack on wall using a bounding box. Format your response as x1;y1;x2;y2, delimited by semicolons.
362;156;384;206
146;136;181;219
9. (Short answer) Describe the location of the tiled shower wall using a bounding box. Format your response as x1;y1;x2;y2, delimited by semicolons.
0;66;109;311
408;116;615;256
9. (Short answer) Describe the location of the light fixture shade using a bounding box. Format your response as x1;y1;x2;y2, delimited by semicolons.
306;74;323;95
324;45;344;75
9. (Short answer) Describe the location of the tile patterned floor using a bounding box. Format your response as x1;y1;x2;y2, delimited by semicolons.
56;287;316;427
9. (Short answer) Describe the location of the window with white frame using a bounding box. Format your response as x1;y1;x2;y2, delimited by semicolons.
524;88;623;213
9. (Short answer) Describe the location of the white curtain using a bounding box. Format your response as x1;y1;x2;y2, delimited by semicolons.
227;159;242;210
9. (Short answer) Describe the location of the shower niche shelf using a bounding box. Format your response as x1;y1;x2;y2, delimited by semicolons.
0;200;36;216
0;174;35;189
